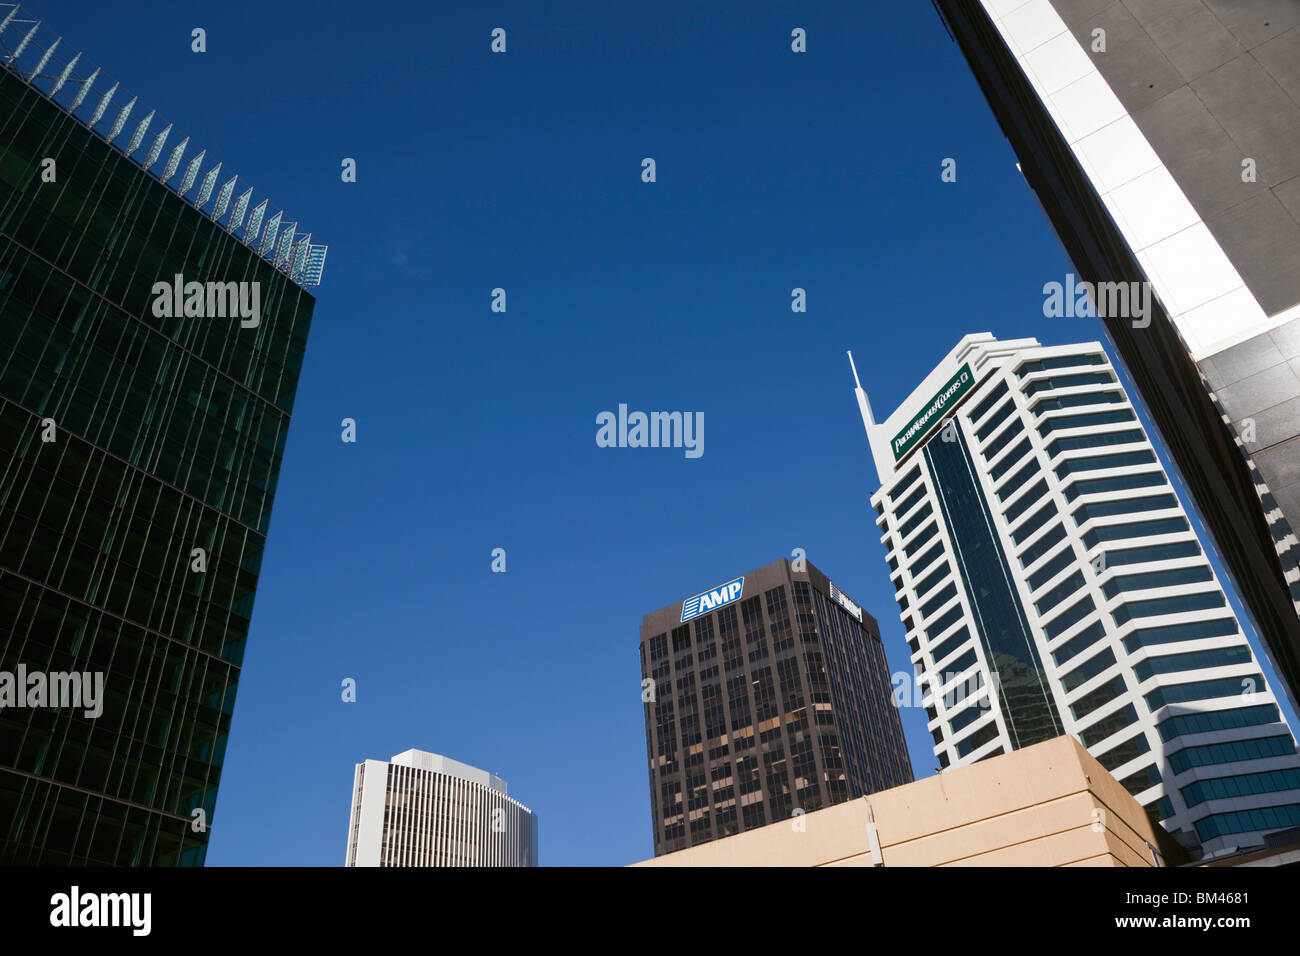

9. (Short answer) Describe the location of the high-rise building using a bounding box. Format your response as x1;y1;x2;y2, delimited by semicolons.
931;0;1300;709
638;558;912;857
854;332;1300;855
0;10;324;863
345;750;538;867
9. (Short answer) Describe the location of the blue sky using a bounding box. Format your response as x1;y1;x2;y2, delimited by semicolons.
39;0;1298;865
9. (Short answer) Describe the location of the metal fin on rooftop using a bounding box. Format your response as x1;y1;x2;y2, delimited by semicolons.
195;162;221;208
107;95;135;142
0;4;326;287
161;136;189;183
178;148;205;196
212;175;237;220
244;199;267;247
28;33;54;77
228;187;252;231
143;122;171;170
274;222;297;269
7;20;38;63
258;211;282;258
67;65;97;111
289;234;311;280
126;109;153;155
87;80;116;127
302;245;327;286
48;50;77;96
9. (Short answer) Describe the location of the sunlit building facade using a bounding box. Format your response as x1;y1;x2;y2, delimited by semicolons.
639;557;912;857
345;750;538;867
856;333;1300;856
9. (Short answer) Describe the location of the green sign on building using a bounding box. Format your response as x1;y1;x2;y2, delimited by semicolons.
891;363;975;462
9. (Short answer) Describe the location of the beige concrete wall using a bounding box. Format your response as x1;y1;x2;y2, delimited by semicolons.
632;736;1184;867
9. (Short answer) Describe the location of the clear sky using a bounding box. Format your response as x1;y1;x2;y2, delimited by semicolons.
39;0;1298;865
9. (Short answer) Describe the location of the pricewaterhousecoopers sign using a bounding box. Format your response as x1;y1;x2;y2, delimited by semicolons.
891;363;975;462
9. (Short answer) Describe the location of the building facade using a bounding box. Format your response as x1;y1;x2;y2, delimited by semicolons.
639;558;912;857
932;0;1300;710
856;333;1300;856
345;750;538;867
0;11;322;863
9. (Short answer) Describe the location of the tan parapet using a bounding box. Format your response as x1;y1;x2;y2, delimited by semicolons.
632;735;1188;868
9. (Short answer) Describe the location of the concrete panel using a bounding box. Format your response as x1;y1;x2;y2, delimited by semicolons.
1124;0;1243;81
1273;480;1300;526
934;825;1109;867
1253;25;1300;108
1272;315;1300;360
1073;3;1185;113
1192;54;1300;189
1254;436;1300;492
1276;175;1300;231
1132;87;1253;222
1217;363;1300;418
1246;395;1300;450
1202;0;1300;50
1205;193;1300;316
1210;330;1286;385
1050;0;1123;27
1198;355;1226;392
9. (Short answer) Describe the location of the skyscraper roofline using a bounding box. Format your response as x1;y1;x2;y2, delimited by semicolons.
0;2;327;287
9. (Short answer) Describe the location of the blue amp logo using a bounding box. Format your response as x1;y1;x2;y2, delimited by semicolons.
681;577;745;623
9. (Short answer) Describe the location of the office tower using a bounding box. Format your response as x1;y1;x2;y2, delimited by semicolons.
854;332;1300;855
931;0;1300;707
345;750;538;867
638;558;912;857
0;10;324;863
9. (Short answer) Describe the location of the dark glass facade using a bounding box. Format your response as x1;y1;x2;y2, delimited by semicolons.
924;425;1063;751
639;558;912;857
0;65;315;863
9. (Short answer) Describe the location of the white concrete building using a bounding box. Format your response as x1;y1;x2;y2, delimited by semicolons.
345;749;538;867
852;333;1300;856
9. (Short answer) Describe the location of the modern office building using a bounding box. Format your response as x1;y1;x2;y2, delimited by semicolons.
0;8;324;863
634;735;1188;867
345;750;538;867
931;0;1300;712
854;333;1300;856
639;557;912;857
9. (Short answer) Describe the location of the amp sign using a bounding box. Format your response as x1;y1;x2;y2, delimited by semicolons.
681;577;745;623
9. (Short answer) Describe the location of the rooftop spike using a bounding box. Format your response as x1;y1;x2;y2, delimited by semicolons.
87;79;117;126
847;350;876;436
29;33;56;77
7;19;39;62
106;95;136;142
67;66;97;111
48;51;79;97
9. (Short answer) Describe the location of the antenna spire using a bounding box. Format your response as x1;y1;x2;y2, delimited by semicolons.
847;350;875;433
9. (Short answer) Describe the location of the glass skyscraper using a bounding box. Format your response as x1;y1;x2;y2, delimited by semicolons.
0;14;321;863
855;333;1300;857
639;557;912;857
